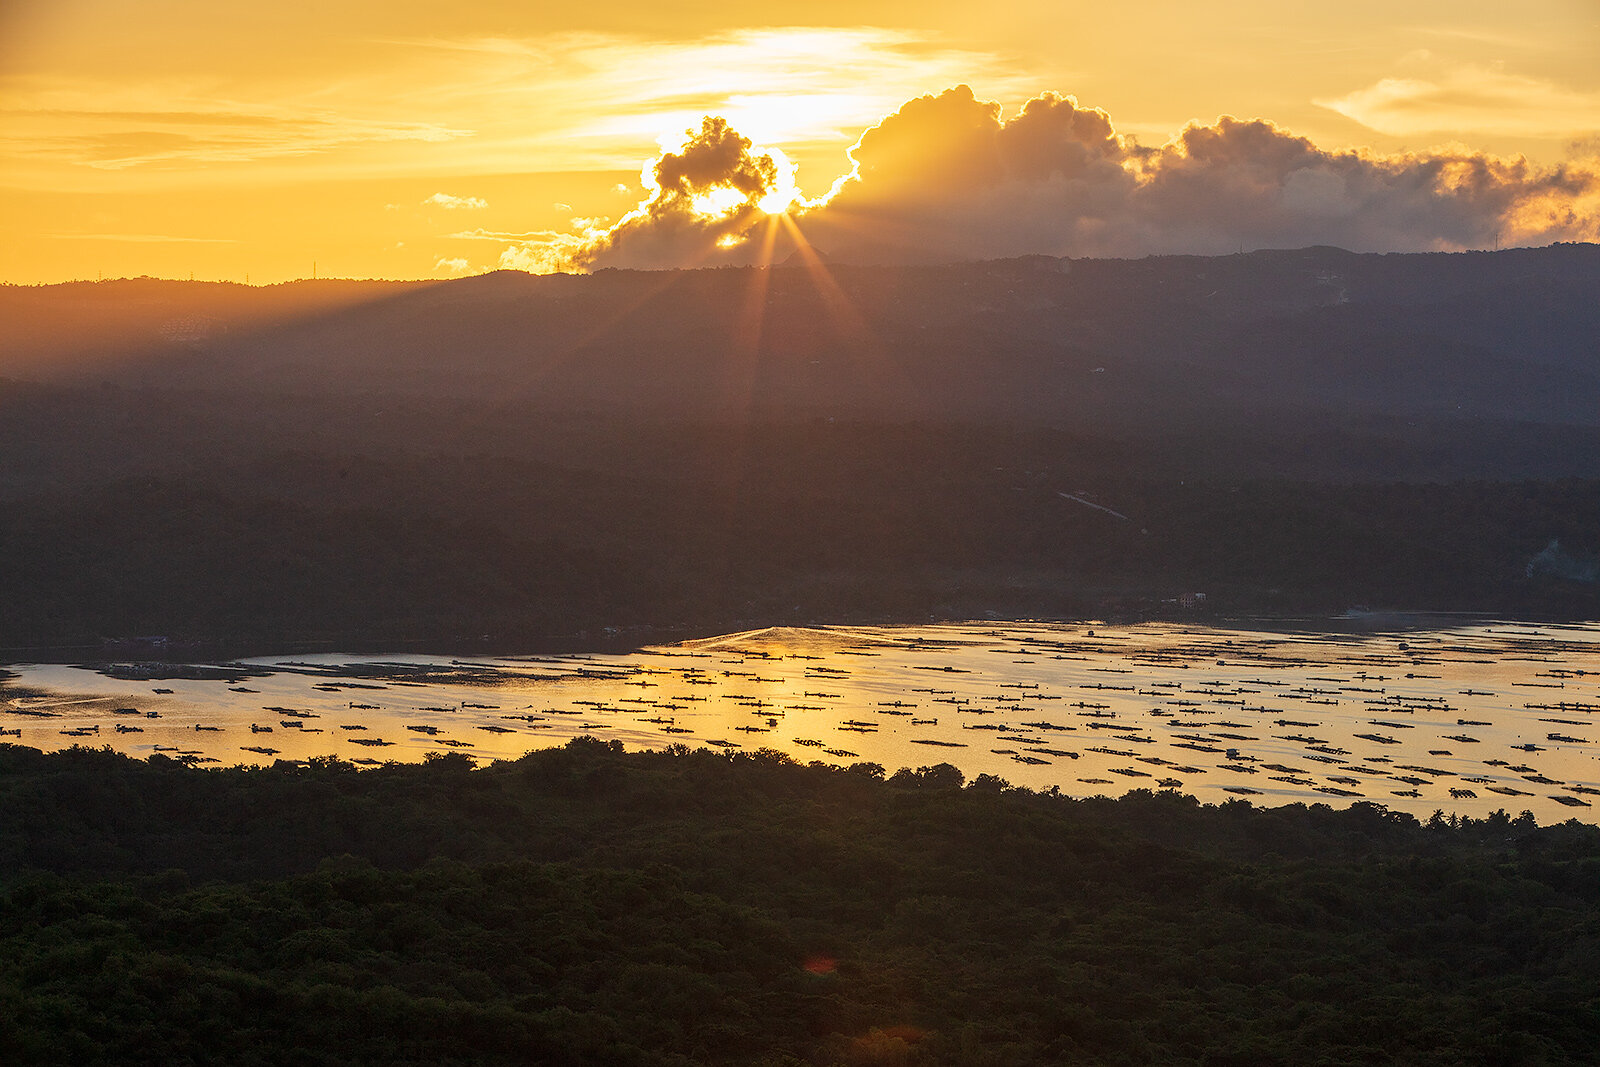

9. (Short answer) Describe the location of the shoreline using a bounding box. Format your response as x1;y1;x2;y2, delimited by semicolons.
5;605;1596;669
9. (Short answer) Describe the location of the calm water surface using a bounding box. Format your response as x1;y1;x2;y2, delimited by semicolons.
6;620;1600;820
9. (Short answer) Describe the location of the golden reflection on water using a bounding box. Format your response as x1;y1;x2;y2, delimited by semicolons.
6;620;1600;821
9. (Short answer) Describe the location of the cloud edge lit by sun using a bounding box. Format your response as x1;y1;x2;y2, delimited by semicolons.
482;83;1600;277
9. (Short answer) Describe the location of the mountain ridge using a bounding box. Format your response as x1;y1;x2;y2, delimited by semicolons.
4;243;1596;434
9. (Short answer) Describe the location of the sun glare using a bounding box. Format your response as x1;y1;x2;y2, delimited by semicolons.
691;186;749;217
682;143;801;223
756;146;801;215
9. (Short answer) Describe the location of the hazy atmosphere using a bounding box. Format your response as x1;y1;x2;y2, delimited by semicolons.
7;4;1600;1064
4;1;1599;281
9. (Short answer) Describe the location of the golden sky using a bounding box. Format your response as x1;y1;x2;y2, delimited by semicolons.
3;1;1598;282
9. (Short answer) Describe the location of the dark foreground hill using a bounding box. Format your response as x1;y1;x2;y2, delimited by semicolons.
1;245;1598;651
3;740;1599;1065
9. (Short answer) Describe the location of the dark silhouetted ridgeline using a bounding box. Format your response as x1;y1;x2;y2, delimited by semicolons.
7;246;1600;432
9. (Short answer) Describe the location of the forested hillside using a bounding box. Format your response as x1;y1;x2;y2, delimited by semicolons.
2;245;1598;653
2;740;1598;1064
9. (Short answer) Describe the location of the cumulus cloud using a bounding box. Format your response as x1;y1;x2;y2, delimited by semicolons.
797;85;1137;261
424;192;488;210
500;116;797;271
1120;117;1600;254
507;85;1600;271
432;256;475;275
498;232;599;274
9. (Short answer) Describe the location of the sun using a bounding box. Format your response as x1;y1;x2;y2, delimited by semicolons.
755;147;802;214
690;186;750;217
684;144;803;222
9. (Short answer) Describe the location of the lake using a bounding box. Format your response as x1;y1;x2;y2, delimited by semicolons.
5;618;1600;820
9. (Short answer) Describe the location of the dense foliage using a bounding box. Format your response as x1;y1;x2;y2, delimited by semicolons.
2;740;1599;1064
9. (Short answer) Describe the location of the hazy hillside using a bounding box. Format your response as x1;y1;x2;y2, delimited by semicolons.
2;245;1598;651
5;244;1599;429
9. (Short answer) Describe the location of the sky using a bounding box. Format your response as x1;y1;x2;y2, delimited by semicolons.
3;1;1599;283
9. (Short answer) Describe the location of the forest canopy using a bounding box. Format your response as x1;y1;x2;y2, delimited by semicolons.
2;740;1597;1065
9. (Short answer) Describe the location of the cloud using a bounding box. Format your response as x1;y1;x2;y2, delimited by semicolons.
423;192;487;210
1318;65;1600;138
504;116;797;271
498;239;588;274
447;228;564;241
797;85;1137;261
1119;116;1600;255
432;256;474;275
511;85;1600;270
3;93;468;173
397;27;1030;165
2;28;1021;193
46;232;238;243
